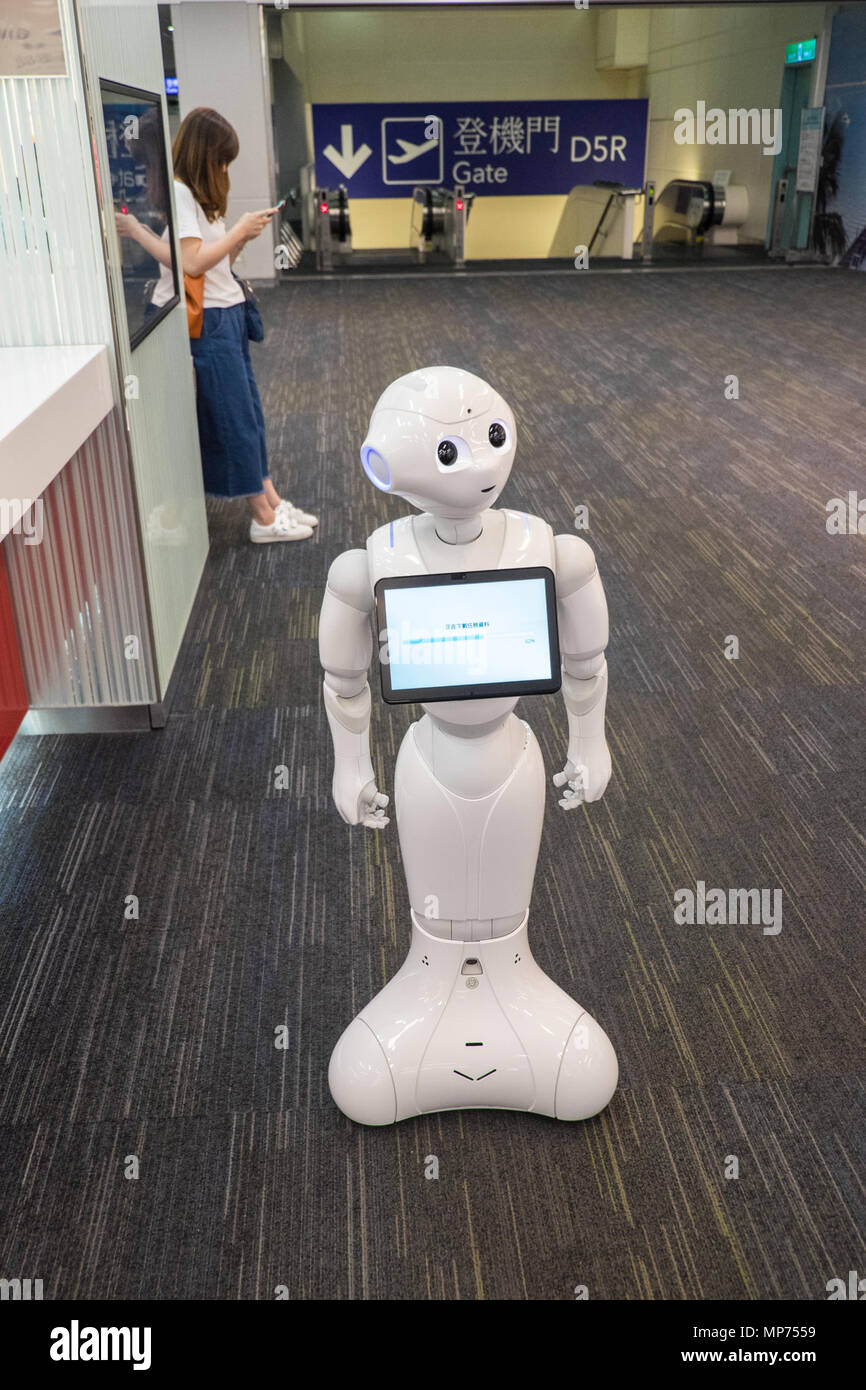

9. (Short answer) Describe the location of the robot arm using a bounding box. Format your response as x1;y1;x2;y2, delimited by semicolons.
319;549;390;830
552;534;612;810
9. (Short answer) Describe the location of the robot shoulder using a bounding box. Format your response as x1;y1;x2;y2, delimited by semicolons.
553;532;599;597
325;548;373;613
499;509;556;568
367;516;422;584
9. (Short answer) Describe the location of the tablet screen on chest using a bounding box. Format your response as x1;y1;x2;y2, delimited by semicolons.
375;567;561;704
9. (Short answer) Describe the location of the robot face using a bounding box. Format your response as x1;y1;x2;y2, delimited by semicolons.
360;366;516;517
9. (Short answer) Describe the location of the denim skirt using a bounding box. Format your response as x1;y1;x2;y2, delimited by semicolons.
189;303;269;498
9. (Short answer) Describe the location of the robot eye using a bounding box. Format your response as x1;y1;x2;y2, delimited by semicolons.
437;439;459;466
488;422;508;449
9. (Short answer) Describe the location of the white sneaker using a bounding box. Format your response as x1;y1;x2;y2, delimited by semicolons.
276;498;319;528
249;512;313;543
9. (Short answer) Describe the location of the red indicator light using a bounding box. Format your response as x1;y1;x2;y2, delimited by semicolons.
121;204;128;214
319;202;329;213
455;199;464;211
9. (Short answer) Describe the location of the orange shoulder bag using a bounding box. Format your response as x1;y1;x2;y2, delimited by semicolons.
184;273;204;338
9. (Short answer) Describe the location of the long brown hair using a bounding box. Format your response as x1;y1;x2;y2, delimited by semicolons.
129;106;168;220
172;108;239;221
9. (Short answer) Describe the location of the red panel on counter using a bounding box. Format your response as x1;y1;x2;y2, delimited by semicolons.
0;544;28;763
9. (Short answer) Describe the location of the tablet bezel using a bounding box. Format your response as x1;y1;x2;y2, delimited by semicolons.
374;566;562;705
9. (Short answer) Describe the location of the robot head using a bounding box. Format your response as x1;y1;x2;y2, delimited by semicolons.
360;366;516;518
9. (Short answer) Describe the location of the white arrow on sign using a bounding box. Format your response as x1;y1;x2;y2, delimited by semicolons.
322;124;372;179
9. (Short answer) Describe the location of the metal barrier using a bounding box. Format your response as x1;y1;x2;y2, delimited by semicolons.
411;187;474;267
589;181;645;259
314;186;352;271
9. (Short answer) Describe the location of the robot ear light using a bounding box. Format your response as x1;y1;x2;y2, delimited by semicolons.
361;444;392;492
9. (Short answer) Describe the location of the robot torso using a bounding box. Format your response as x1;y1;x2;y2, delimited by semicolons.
367;507;556;726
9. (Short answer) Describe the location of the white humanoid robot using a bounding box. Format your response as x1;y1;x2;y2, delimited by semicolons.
319;366;618;1125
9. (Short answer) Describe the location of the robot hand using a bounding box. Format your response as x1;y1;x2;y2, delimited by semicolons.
552;739;611;810
332;760;390;830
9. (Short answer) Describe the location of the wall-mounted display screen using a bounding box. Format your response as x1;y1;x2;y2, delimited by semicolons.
99;79;180;351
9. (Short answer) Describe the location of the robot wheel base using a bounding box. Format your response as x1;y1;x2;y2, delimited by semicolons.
328;1017;398;1126
328;1006;618;1127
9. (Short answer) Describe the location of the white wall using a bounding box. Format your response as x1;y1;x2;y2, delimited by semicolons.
642;3;829;243
173;1;277;279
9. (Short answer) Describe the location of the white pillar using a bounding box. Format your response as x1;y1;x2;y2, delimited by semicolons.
172;2;276;281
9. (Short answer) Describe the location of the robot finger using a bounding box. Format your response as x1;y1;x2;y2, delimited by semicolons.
552;770;569;788
362;811;390;829
372;792;389;808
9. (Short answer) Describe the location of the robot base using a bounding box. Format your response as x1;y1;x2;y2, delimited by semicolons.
329;914;618;1126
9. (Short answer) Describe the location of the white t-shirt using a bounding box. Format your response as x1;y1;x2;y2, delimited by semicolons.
152;179;244;310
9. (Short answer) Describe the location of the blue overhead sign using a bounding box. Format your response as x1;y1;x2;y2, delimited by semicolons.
312;100;648;197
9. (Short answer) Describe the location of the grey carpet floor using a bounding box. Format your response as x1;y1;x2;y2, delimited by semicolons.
0;268;864;1300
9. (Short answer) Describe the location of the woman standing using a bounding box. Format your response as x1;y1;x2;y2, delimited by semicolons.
120;107;317;543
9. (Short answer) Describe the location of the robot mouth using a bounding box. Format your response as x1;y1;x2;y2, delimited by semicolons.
480;486;496;493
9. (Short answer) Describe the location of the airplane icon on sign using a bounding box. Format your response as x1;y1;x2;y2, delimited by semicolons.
387;137;439;165
382;117;444;186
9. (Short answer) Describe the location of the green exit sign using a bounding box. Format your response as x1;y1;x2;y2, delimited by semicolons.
786;38;816;64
